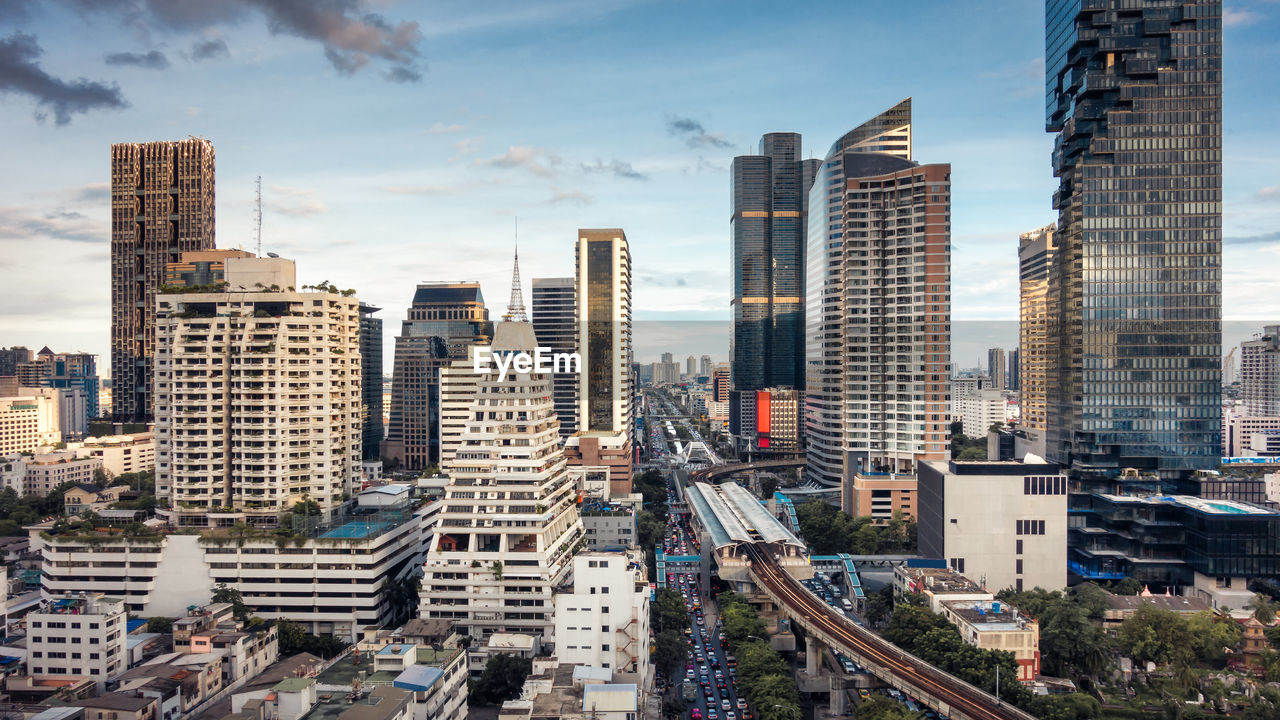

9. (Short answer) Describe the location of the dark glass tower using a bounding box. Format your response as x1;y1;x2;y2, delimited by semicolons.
731;134;820;393
359;303;383;460
1045;0;1222;482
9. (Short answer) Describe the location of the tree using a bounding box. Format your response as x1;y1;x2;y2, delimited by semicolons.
720;602;768;645
1107;577;1144;595
652;588;688;634
145;617;173;633
1116;605;1194;667
653;629;688;676
1185;611;1242;665
1248;592;1277;624
1026;693;1103;720
864;586;894;626
275;618;348;658
470;653;533;705
211;582;249;621
957;445;987;460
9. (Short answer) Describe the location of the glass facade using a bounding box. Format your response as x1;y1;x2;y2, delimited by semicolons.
1069;493;1280;587
731;133;819;393
1045;0;1222;480
359;304;383;460
586;240;616;431
802;101;916;487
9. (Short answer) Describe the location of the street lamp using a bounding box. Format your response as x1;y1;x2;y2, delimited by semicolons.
773;704;799;720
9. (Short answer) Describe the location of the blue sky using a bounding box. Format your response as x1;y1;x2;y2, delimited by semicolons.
1;0;1277;369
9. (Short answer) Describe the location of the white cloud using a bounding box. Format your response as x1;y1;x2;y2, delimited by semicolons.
1224;8;1262;26
428;122;465;134
548;187;592;205
268;185;328;217
481;146;561;177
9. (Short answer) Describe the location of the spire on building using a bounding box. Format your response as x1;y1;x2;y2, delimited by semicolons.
504;235;528;323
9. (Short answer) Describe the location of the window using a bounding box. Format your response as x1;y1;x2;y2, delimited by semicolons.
601;607;610;613
601;626;608;633
1016;578;1023;591
1016;539;1023;554
602;643;610;651
1016;559;1023;574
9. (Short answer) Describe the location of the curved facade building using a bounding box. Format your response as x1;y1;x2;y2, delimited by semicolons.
804;100;921;487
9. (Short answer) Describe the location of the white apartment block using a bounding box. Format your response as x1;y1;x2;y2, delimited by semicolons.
153;256;361;522
918;460;1068;593
421;320;586;649
1223;409;1280;457
35;488;432;637
955;388;1012;438
553;551;651;687
81;433;155;477
27;593;128;691
1;454;26;494
23;452;103;496
0;389;60;454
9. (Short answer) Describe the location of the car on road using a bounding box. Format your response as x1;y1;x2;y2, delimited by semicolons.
858;689;871;700
720;699;731;711
691;710;701;720
737;699;747;710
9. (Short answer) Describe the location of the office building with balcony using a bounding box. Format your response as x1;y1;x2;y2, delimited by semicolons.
111;139;216;424
1044;0;1223;480
802;101;951;508
153;254;361;521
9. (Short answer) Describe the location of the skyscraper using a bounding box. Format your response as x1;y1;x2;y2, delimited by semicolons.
0;347;31;378
731;133;821;394
385;283;491;470
110;139;215;423
803;100;922;488
1019;225;1056;456
1008;349;1021;392
575;229;633;435
686;355;697;379
1045;0;1222;479
359;303;383;460
700;355;712;378
532;277;579;438
17;348;99;438
987;348;1007;390
153;255;360;522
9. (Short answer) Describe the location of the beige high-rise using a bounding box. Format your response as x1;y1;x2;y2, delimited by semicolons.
153;255;361;523
111;139;215;423
1018;225;1056;456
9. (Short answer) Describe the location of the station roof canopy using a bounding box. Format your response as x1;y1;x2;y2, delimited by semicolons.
685;481;806;551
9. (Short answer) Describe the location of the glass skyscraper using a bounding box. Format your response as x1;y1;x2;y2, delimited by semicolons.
731;134;820;393
1045;0;1222;480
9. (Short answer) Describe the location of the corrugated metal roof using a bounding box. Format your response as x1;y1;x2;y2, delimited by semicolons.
722;482;803;546
582;684;637;712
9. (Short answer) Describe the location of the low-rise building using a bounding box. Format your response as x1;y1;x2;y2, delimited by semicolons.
499;659;637;720
27;593;129;691
63;484;122;515
917;459;1068;592
552;551;650;687
80;434;155;478
844;472;916;521
578;500;640;552
893;564;993;613
35;490;433;636
1097;589;1213;629
564;431;633;497
23;452;103;497
67;693;158;720
939;599;1040;681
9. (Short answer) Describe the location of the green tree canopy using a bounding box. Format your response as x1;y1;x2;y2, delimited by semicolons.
470;653;533;705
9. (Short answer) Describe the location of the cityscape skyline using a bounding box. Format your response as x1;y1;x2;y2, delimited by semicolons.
3;1;1278;371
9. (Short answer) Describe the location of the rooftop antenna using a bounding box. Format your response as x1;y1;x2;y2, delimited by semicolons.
254;176;263;256
503;216;528;322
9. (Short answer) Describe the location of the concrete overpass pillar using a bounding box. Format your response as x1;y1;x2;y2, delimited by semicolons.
806;638;825;676
830;677;848;716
